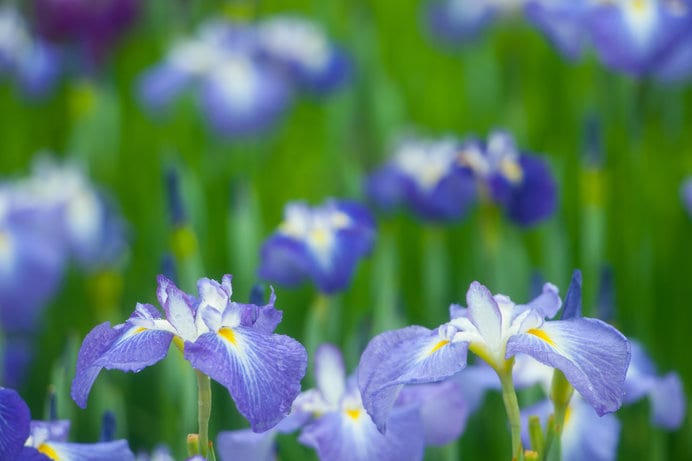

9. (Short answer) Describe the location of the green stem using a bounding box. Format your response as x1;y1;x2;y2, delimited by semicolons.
499;365;523;459
196;370;212;458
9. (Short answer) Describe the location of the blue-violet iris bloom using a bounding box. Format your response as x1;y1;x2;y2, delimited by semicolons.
258;199;376;294
71;275;308;432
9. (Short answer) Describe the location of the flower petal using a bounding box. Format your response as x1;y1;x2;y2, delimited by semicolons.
298;404;424;461
466;282;502;348
649;372;686;430
216;429;278;461
561;269;582;320
315;344;346;407
524;282;562;319
184;327;307;432
0;387;31;460
36;440;135;461
506;318;630;415
358;326;468;432
70;321;173;408
503;154;557;227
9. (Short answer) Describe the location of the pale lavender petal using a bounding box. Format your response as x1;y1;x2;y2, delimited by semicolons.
184;327;307;432
524;282;561;319
39;440;135;461
216;429;277;461
0;387;31;460
315;344;346;407
358;326;468;432
298;404;424;461
466;282;502;348
71;321;173;408
450;363;500;413
649;372;686;430
160;278;197;340
506;318;630;415
29;420;70;442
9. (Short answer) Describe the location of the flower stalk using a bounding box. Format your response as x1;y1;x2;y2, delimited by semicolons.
498;360;523;458
196;370;212;459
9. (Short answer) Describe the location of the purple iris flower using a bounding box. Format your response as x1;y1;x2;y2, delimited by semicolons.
524;0;592;61
681;177;692;217
460;130;557;226
425;0;525;44
256;16;351;94
357;276;630;432
0;387;134;460
258;199;376;294
0;7;61;99
71;275;308;433
366;136;477;222
586;0;692;80
33;0;138;69
138;21;292;139
217;344;467;461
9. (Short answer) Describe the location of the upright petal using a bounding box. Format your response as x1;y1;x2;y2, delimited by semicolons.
358;326;468;432
561;270;583;320
466;282;502;349
298;404;424;461
524;282;561;319
71;320;173;408
184;327;307;432
0;388;31;460
506;318;630;415
315;344;346;407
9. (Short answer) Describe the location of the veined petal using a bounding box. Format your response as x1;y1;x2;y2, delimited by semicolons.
358;326;468;432
298;404;424;461
161;279;197;341
34;439;134;461
0;388;31;460
216;429;278;461
184;327;307;432
506;318;630;415
71;321;173;408
466;282;502;349
315;344;346;407
523;282;561;319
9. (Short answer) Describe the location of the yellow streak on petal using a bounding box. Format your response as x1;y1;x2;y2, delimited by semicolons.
133;326;147;334
219;327;237;346
428;339;450;355
345;408;361;420
37;444;60;460
527;328;556;347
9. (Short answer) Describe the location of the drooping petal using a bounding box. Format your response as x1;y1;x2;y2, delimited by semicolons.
298;404;424;461
358;326;468;432
396;379;469;446
315;344;346;407
0;387;31;460
649;372;686;430
506;318;630;415
216;429;278;461
71;320;174;408
34;440;135;461
184;327;307;432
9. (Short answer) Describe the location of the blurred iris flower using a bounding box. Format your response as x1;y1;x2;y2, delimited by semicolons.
0;387;134;460
426;0;525;44
138;16;349;139
357;272;630;432
680;176;692;217
71;275;308;432
217;344;468;461
0;7;61;99
258;199;376;294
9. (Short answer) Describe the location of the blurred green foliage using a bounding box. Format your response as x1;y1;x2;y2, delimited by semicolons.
1;1;691;460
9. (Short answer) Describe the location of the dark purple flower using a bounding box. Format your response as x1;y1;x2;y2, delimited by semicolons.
258;199;376;294
366;136;477;222
71;275;308;433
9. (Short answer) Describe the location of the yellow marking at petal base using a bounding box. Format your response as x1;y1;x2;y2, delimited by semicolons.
428;339;450;355
219;327;238;346
345;408;361;420
527;328;556;347
37;443;60;460
173;336;185;352
632;0;645;12
133;327;147;334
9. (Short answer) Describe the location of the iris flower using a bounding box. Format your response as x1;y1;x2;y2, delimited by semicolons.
358;275;630;432
0;387;134;460
71;275;308;432
258;199;376;294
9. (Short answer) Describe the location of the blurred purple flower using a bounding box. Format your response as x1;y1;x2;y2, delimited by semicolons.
524;0;591;61
681;177;692;216
0;7;61;99
358;276;630;432
71;275;308;433
0;387;134;460
366;136;477;222
258;199;376;294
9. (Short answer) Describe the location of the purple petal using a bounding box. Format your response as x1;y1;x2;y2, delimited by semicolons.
216;429;278;461
71;321;173;408
524;282;562;319
450;363;500;414
184;327;307;432
649;372;686;430
396;379;469;446
466;282;502;347
137;63;191;113
524;0;589;61
425;0;496;45
315;344;346;406
38;440;135;461
358;326;468;432
506;318;630;415
561;269;583;320
257;234;311;287
0;387;31;460
503;154;557;227
298;404;424;461
29;420;71;443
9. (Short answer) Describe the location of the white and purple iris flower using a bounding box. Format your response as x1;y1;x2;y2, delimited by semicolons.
258;199;376;294
0;7;61;99
357;272;630;433
71;275;308;433
366;130;556;226
0;387;134;460
366;136;477;222
216;344;468;461
138;16;349;139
